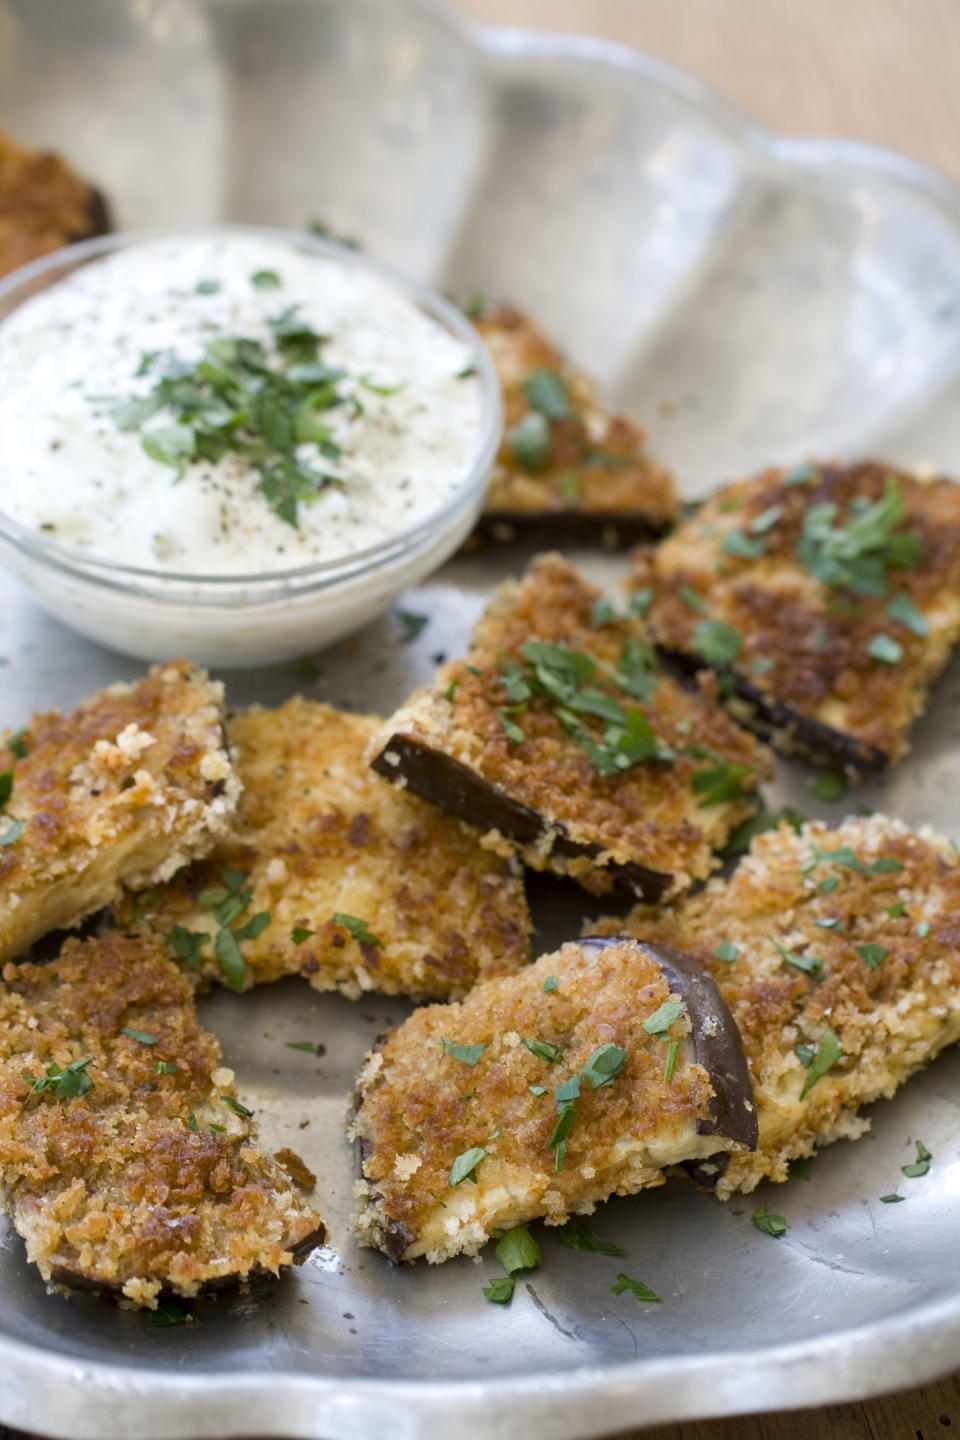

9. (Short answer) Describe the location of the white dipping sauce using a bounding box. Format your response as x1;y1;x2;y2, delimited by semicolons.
0;234;483;574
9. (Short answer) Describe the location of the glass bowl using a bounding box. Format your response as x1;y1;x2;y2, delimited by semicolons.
0;225;503;667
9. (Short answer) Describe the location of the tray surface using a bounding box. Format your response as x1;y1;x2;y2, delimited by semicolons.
4;1;960;1436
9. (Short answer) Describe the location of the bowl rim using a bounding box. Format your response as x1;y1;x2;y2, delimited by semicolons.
0;222;503;591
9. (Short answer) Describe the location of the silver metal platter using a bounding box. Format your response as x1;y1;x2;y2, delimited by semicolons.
4;1;960;1435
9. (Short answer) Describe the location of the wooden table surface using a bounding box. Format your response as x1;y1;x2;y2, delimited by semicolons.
3;6;959;1440
456;2;960;1438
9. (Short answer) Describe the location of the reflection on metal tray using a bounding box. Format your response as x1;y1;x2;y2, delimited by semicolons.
4;1;960;1436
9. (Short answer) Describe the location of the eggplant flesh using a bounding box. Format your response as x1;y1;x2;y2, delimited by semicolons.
370;733;673;902
581;935;758;1151
655;644;889;775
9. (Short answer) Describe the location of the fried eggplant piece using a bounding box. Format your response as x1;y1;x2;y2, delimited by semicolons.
351;935;755;1262
116;698;530;1000
0;932;325;1305
0;128;109;278
642;460;960;772
0;661;239;964
473;304;677;543
597;815;960;1195
370;554;771;900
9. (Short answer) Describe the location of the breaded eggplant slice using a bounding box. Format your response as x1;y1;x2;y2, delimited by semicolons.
0;931;325;1306
0;128;109;278
642;460;960;773
596;815;960;1196
370;554;771;900
473;304;677;543
0;660;240;963
116;698;530;1000
351;936;755;1262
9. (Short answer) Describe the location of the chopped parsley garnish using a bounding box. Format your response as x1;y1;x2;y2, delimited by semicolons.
815;917;843;930
721;528;765;560
691;618;742;666
752;656;774;675
397;609;429;644
508;411;551;471
819;875;841;894
286;1041;316;1053
528;1084;547;1097
109;315;353;527
215;927;247;993
495;636;670;777
783;462;816;486
496;1225;541;1276
799;1029;842;1099
548;1076;580;1172
772;939;823;978
0;819;23;845
443;678;459;702
581;1043;627;1089
869;855;903;874
720;805;805;859
221;1094;254;1119
24;1055;94;1100
154;1060;179;1075
868;633;903;665
796;475;925;596
590;597;617;629
167;925;208;969
449;1144;490;1187
630;587;655;618
542;975;559;993
291;657;322;683
291;926;315;945
610;1273;660;1303
250;269;282;289
750;504;784;533
886;591;929;635
855;943;889;971
795;1043;815;1068
195;279;220;295
714;940;741;962
0;768;13;806
499;709;526;743
643;1000;687;1041
810;768;848;803
187;1113;199;1133
482;1275;516;1304
522;368;569;420
902;1140;932;1178
690;759;753;807
122;1027;160;1045
751;1204;789;1237
332;912;383;948
679;585;708;614
561;471;580;504
559;1218;625;1255
522;1038;561;1064
886;901;906;918
6;728;27;759
917;919;932;938
663;1039;679;1083
440;1040;486;1066
880;1193;905;1204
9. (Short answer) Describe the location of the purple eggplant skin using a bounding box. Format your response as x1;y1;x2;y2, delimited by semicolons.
580;935;758;1152
654;645;888;775
46;1219;327;1299
370;734;673;902
473;510;669;549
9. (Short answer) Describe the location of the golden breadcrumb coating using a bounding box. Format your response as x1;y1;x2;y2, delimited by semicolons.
596;814;960;1196
474;304;677;537
641;460;960;769
0;661;239;964
370;554;771;899
352;937;750;1263
115;698;530;1001
0;128;109;278
0;932;325;1306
